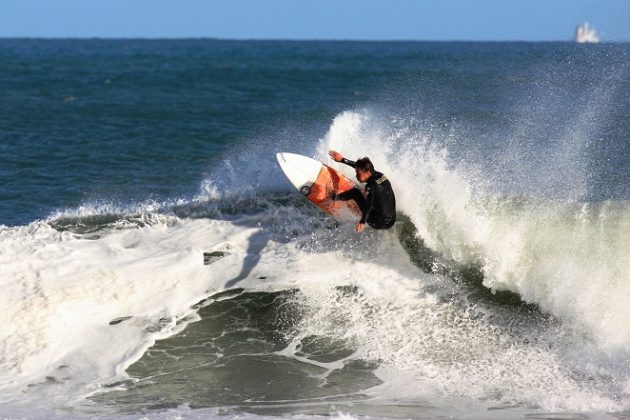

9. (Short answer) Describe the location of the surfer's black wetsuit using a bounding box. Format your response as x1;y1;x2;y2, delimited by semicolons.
334;158;396;229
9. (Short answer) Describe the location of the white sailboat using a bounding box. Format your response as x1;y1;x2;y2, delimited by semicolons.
576;22;599;43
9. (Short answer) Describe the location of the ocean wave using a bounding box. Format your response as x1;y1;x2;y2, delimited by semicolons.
317;110;630;352
1;110;629;415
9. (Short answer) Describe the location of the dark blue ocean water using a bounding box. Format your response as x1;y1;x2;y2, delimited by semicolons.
2;40;630;419
1;40;629;226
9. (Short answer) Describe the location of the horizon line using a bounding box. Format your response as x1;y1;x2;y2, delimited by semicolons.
0;36;625;44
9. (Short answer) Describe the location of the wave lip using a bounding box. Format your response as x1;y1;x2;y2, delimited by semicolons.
319;110;630;353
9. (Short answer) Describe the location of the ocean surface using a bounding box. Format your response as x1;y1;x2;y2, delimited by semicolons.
1;39;629;419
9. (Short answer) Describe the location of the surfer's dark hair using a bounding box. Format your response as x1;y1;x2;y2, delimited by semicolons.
355;157;374;173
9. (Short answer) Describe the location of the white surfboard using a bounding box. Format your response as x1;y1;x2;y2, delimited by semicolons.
276;153;361;222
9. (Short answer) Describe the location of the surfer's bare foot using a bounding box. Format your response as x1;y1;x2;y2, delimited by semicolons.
355;222;365;233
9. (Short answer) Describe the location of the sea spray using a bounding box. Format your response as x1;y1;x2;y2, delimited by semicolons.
318;110;630;352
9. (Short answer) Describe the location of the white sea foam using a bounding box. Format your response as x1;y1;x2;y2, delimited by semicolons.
0;216;264;408
319;110;630;352
1;110;629;416
306;110;630;412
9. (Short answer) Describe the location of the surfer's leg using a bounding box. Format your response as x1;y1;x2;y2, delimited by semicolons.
335;188;367;214
367;218;396;230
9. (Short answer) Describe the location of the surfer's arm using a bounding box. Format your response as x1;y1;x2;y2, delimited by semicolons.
340;158;356;168
328;150;356;168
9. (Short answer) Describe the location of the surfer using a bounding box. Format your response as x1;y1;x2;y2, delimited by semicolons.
328;150;396;233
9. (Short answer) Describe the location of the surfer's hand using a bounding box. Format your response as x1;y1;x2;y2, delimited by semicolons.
355;222;366;233
329;150;343;162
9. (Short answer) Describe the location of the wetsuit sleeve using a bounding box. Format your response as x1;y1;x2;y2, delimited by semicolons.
340;158;356;168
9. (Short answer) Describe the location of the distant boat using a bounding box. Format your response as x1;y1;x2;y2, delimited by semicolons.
576;22;599;43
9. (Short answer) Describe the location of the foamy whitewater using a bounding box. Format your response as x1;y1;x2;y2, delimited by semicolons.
1;110;629;418
1;40;629;419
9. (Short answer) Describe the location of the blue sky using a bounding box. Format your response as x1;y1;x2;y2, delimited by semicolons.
1;0;628;41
